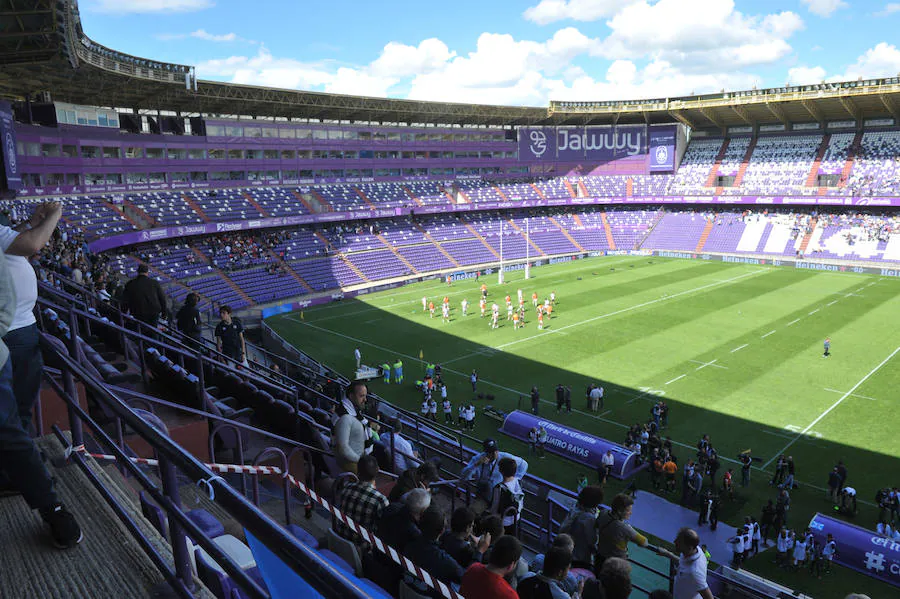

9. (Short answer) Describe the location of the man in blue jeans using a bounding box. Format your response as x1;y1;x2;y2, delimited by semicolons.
0;210;82;548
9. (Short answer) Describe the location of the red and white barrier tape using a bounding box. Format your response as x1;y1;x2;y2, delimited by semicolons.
77;448;463;599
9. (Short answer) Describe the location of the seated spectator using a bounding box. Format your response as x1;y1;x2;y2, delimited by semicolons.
529;534;581;596
372;488;432;591
389;460;439;502
595;494;648;571
519;546;582;599
559;485;605;568
405;507;465;597
490;457;524;535
334;455;388;552
381;419;419;474
441;507;491;569
460;535;522;599
598;557;632;599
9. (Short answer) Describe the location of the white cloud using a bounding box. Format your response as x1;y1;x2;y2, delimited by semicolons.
369;39;455;78
523;0;635;25
84;0;213;13
596;0;804;71
875;3;900;15
837;42;900;80
190;29;237;42
786;65;826;85
800;0;848;17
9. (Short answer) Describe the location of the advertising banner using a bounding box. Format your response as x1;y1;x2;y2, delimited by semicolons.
499;410;642;479
808;513;900;588
517;127;557;161
518;126;647;162
648;126;677;172
0;101;21;191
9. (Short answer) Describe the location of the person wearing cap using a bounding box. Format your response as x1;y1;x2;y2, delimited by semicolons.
460;438;528;504
122;262;168;327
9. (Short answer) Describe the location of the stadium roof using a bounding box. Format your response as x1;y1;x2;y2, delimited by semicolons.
1;0;900;130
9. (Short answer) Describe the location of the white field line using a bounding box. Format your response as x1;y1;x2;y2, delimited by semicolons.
691;359;725;371
761;430;794;440
761;330;776;338
665;374;687;385
441;269;767;364
730;344;749;353
808;309;819;315
827;300;838;306
823;388;878;401
763;345;900;468
786;318;801;326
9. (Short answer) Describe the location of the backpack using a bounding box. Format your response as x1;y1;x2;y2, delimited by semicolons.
516;575;554;599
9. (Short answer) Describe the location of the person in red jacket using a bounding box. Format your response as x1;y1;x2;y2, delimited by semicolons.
459;535;521;599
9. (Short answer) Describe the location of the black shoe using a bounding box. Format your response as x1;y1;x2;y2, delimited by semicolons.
41;503;83;549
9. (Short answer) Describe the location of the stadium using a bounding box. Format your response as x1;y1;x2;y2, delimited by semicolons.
0;1;899;598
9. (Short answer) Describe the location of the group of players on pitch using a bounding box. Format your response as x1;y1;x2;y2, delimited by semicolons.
421;283;557;330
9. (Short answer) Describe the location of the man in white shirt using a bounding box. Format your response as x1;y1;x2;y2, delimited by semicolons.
660;528;713;599
353;346;361;369
589;384;604;412
383;420;417;474
601;449;615;481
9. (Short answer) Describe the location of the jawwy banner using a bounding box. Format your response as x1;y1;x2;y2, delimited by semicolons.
499;410;643;479
808;513;900;588
0;101;21;191
648;126;676;172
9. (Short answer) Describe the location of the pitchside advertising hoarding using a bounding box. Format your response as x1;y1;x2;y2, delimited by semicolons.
517;125;677;172
808;513;900;588
0;101;21;191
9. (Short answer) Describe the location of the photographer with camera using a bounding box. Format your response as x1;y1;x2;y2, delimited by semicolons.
460;438;528;506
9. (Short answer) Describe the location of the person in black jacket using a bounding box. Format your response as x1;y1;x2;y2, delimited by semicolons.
176;293;203;348
440;507;491;569
122;264;168;326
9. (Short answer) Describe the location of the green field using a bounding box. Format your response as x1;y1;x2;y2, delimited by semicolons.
267;256;900;597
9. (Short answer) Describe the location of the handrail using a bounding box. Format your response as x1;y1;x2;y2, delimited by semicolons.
39;331;370;599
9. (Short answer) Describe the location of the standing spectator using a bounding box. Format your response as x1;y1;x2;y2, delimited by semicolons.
658;528;713;599
776;488;791;526
740;452;752;487
404;507;465;595
389;460;439;502
354;346;361;369
490;457;524;535
527;427;538;455
835;460;848;491
536;426;548;458
822;533;836;573
600;450;615;483
459;535;522;599
214;305;246;365
471;370;478;392
0;222;83;549
827;467;842;503
781;456;795;489
760;500;776;545
175;292;203;348
771;454;787;487
589;384;604;413
460;438;528;505
530;385;540;415
335;455;388;551
775;528;792;568
595;494;649;572
440;507;491;569
564;385;572;413
555;384;565;413
123;263;168;327
333;380;372;474
559;485;604;568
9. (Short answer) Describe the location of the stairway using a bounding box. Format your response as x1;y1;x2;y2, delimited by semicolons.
290;190;317;214
705;138;730;187
242;192;271;217
353;186;377;210
459;217;500;259
530;183;546;199
267;249;312;292
564;179;577;198
731;137;758;188
798;218;818;254
218;268;256;306
103;200;145;230
444;187;458;204
547;216;585;252
625;178;634;198
313;231;370;283
413;223;461;267
805;134;831;187
401;185;424;207
694;220;714;252
340;255;370;283
376;234;418;273
182;194;211;223
600;212;617;250
838;131;864;188
506;219;546;256
309;190;333;212
121;199;157;228
495;185;510;201
577;180;589;198
572;214;585;228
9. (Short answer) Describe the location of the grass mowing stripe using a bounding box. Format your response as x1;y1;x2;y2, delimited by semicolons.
762;344;900;468
442;267;767;362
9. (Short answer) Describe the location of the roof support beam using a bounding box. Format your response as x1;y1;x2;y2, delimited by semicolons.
800;99;824;125
667;110;697;129
839;95;861;122
698;106;726;132
879;93;900;123
765;101;790;127
730;104;753;126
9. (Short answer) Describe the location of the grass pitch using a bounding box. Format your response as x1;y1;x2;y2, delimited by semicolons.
267;256;900;597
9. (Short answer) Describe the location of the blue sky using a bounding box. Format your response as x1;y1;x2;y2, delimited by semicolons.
78;0;900;106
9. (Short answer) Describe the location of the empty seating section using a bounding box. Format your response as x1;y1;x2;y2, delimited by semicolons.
606;209;659;249
312;184;367;211
847;130;900;196
565;210;609;251
642;212;710;250
741;135;822;195
190;190;264;221
818;133;856;185
396;244;455;272
354;183;410;208
456;180;503;203
404;181;450;205
716;136;751;182
130;192;199;226
147;245;213;279
698;213;747;253
533;178;572;199
246;188;308;216
187;273;248;310
62;195;136;238
346;249;410;280
274;231;326;261
669;138;722;192
579;175;626;197
228;267;306;304
496;182;541;201
631;175;672;196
